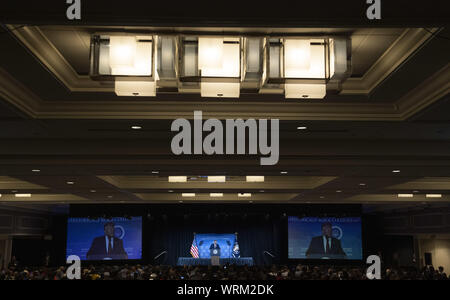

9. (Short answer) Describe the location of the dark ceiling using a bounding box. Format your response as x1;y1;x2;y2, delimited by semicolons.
0;20;448;213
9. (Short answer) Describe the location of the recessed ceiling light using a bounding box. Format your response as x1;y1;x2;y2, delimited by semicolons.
67;181;75;185
151;171;159;174
238;193;252;197
15;194;31;198
90;190;96;193
259;190;265;193
426;194;442;198
208;176;226;183
210;193;223;197
392;170;401;173
11;190;18;193
169;176;187;183
168;190;174;193
246;176;265;183
280;171;288;175
413;190;419;193
32;169;41;173
297;126;307;130
336;190;342;193
320;196;325;199
179;201;183;203
131;126;142;130
398;194;414;198
359;183;366;186
182;193;195;197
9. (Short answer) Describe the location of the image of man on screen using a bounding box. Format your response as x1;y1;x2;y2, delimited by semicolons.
306;222;346;258
86;222;128;260
210;240;221;256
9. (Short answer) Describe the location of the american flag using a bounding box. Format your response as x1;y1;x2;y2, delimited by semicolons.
190;238;199;258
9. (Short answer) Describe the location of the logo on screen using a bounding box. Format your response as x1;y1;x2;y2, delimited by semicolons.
332;226;343;240
114;225;125;239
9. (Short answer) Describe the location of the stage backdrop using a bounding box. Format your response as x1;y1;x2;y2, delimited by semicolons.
194;233;236;258
146;214;282;265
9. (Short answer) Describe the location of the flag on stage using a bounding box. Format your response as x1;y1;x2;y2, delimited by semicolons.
232;241;240;258
190;238;199;258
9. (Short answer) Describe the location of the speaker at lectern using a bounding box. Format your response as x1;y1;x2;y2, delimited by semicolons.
210;241;221;266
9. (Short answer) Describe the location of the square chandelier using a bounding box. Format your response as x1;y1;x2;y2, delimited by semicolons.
90;33;351;99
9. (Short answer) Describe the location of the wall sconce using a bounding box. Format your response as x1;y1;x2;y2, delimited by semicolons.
179;36;241;98
90;34;156;96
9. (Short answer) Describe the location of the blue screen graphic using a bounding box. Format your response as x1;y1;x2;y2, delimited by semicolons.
194;233;236;258
288;216;362;260
66;217;142;261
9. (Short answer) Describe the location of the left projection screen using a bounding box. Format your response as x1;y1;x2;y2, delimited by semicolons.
66;217;142;261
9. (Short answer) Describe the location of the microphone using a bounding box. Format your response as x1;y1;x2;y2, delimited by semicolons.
263;251;275;258
154;251;167;260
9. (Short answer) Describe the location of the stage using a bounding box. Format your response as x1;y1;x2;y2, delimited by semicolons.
177;257;254;266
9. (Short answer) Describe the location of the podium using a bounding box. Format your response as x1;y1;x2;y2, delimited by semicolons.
210;248;220;266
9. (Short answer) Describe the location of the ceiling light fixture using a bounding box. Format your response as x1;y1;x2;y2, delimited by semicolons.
210;193;224;197
246;176;265;182
207;176;226;183
197;37;241;98
90;34;351;99
15;194;31;198
280;171;288;175
426;194;442;198
169;176;188;183
238;193;252;197
182;193;195;197
266;37;350;99
131;126;142;130
67;181;75;185
392;170;401;173
398;194;414;198
32;169;41;172
297;126;307;130
90;35;156;97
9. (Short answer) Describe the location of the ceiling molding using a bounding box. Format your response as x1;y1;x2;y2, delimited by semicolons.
9;26;110;92
10;26;435;95
397;64;450;120
0;28;447;121
0;68;40;118
341;28;436;94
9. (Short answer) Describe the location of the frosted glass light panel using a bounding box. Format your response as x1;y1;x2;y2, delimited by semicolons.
198;37;240;77
198;37;241;98
200;82;240;98
114;79;156;97
285;83;326;99
92;35;153;77
110;36;152;76
284;39;325;79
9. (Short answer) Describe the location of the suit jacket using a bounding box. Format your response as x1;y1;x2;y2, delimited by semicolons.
209;243;221;249
86;236;128;260
306;236;346;257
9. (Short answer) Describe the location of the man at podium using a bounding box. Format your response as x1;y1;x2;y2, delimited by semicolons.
209;240;221;257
